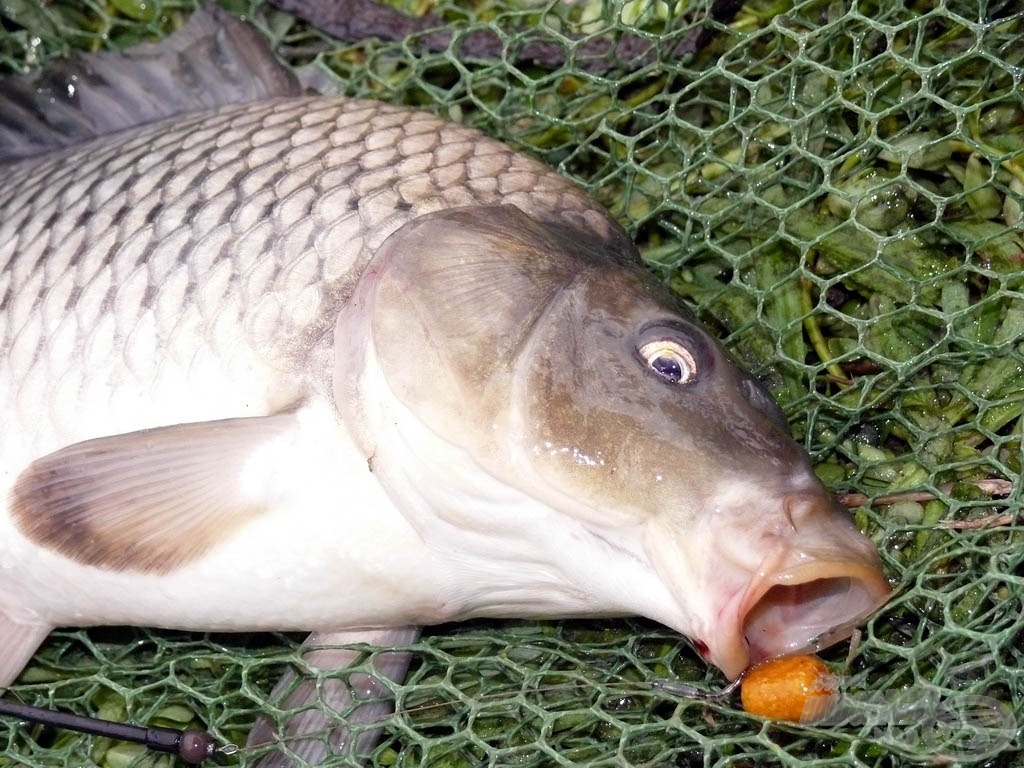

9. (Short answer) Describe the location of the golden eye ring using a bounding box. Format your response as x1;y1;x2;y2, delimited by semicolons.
638;340;697;384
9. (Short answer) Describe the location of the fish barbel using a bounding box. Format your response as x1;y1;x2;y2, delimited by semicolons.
0;5;888;753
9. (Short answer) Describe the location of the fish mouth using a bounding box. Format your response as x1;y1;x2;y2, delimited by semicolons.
712;556;891;680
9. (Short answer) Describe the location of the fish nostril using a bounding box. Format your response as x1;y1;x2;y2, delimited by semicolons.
779;490;837;533
781;495;817;532
783;498;798;532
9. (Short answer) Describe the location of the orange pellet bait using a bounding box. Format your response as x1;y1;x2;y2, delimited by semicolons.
740;655;838;723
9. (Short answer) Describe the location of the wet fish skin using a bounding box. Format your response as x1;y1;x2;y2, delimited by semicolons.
0;6;889;713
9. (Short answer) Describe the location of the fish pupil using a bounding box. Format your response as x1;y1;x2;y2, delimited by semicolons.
652;356;683;382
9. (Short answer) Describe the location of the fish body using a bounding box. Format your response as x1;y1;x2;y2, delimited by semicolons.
0;95;622;654
0;7;888;703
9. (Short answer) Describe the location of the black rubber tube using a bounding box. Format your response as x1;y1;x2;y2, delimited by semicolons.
0;699;214;764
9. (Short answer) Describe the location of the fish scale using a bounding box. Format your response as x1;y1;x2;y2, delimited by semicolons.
0;95;606;461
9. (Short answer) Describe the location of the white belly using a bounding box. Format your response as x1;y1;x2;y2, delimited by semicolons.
0;397;440;633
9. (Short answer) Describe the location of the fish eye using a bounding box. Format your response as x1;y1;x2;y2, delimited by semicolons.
638;340;697;384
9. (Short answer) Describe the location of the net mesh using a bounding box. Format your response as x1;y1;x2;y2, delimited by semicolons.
1;0;1023;765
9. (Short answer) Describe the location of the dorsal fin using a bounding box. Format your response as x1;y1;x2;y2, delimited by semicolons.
0;5;302;163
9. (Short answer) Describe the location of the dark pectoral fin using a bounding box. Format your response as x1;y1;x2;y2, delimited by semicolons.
248;627;421;767
11;415;296;575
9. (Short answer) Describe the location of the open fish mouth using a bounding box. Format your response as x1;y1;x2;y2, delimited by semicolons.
714;557;891;680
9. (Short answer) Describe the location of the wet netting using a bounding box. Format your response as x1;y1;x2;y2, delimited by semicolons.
1;0;1023;765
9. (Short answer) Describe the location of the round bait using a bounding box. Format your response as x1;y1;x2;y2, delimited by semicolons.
739;655;837;723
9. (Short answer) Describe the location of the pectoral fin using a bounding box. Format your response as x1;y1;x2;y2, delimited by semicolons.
11;415;296;574
248;627;421;767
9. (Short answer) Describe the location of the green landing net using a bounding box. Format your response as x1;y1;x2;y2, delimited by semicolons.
1;0;1022;765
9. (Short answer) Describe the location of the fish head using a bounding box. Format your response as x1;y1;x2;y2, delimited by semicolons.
336;204;889;680
506;255;891;680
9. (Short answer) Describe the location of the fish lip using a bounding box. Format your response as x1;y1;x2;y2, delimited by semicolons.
710;556;891;680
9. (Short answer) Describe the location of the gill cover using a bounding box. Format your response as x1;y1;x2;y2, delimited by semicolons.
340;204;645;464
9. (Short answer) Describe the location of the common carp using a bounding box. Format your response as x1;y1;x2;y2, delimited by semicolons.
0;6;889;762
